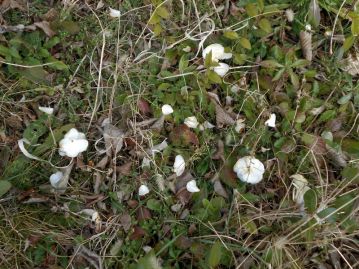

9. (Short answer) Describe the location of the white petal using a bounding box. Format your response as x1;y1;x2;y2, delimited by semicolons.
173;155;185;176
38;106;54;115
184;116;199;128
230;84;240;93
202;121;215;129
186;180;200;193
109;7;121;18
59;129;89;158
138;184;150;196
161;104;174;115
213;62;230;77
202;44;232;61
285;9;294;22
49;171;64;187
151;140;168;154
233;156;265;184
235;119;246;133
265;113;276;128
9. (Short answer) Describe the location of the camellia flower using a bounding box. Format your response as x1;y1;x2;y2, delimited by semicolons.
265;113;276;128
233;156;265;184
109;8;121;18
162;104;174;115
138;184;150;196
184;116;199;128
59;128;89;158
39;106;54;115
186;180;200;193
213;62;230;77
202;44;232;62
49;171;64;189
173;155;185;176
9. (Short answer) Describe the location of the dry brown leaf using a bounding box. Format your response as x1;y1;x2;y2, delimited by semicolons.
130;226;147;240
169;124;199;146
137;98;152;116
150;115;165;130
326;146;347;168
74;245;102;269
341;54;359;76
116;161;132;176
34;21;56;37
214;103;235;127
213;179;228;199
42;8;59;22
119;213;132;232
212;140;225;162
136;206;151;221
0;0;25;12
300;31;312;61
102;121;124;157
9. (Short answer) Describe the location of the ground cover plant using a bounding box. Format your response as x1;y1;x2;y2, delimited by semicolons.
1;0;359;268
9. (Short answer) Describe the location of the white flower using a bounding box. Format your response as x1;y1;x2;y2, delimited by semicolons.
235;119;246;133
265;113;276;128
59;128;89;158
285;9;294;22
173;155;185;176
138;184;150;196
39;106;54;115
233;156;265;184
202;44;232;62
109;7;121;18
50;171;64;188
305;24;312;31
230;84;240;93
213;62;230;77
184;116;199;128
291;174;311;205
162;104;174;115
79;209;100;222
186;180;200;193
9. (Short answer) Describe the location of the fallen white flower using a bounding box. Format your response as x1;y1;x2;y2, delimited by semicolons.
109;7;121;18
59;128;89;158
230;84;240;93
79;209;100;222
265;113;276;128
202;43;232;62
150;140;168;154
233;156;265;184
285;9;294;22
138;184;150;196
162;104;174;115
184;116;199;128
213;62;230;77
39;106;54;115
173;155;185;176
50;171;64;188
186;180;200;193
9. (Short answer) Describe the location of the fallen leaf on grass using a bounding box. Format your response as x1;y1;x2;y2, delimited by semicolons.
74;245;103;269
34;21;56;37
300;31;312;61
170;124;199;146
130;226;147;240
137;98;152;116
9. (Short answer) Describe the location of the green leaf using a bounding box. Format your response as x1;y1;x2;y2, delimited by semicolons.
148;13;161;24
223;30;239;40
334;193;355;217
0;180;12;197
308;0;321;28
246;3;258;17
135;250;162;269
258;18;272;33
342;166;359;184
291;59;310;68
156;6;170;19
317;207;337;223
342;35;356;52
272;68;285;81
342;139;359;157
337;93;352;104
304;189;317;214
207;70;222;84
146;199;162;211
318;110;336;122
349;11;359;36
208;241;222;267
260;60;283;68
239;37;251;50
178;54;189;72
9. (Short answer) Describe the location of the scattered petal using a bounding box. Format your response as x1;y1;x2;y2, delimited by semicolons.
138;184;150;196
162;104;174;115
285;9;294;22
49;171;64;188
38;106;54;115
213;62;230;77
184;116;199;128
233;156;265;184
141;157;151;169
265;113;276;128
235;119;246;133
186;180;200;193
109;7;121;18
173;155;185;176
202;44;232;61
